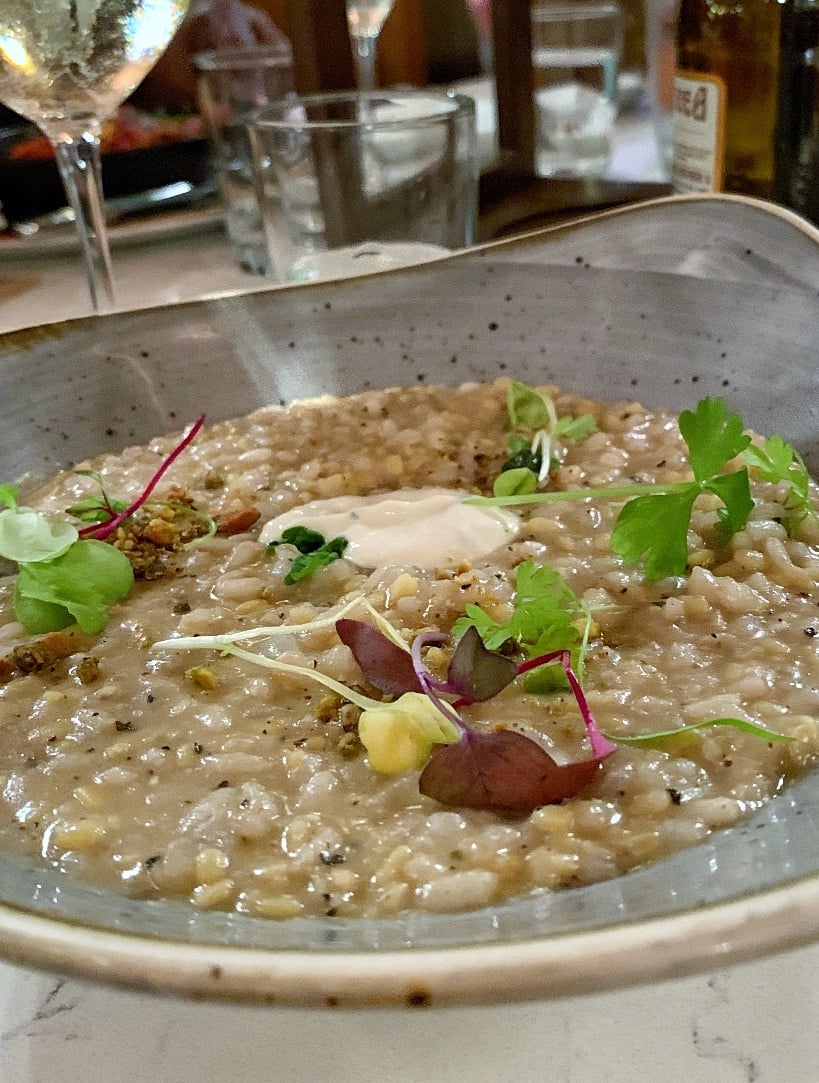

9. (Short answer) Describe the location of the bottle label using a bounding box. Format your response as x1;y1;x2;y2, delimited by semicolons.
671;70;727;192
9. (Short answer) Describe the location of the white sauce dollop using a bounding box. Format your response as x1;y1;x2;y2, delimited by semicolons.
259;487;520;569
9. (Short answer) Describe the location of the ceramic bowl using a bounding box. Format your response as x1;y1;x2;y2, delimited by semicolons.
0;194;816;1007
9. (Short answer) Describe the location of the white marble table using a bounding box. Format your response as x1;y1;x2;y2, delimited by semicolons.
3;945;819;1082
1;117;818;1083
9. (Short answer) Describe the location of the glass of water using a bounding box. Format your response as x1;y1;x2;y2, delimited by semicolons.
531;1;624;178
195;43;294;275
248;90;478;284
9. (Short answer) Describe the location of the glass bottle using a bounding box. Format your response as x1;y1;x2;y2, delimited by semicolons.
774;0;819;223
671;0;782;199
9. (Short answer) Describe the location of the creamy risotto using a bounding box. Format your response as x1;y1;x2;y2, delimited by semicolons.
0;380;817;920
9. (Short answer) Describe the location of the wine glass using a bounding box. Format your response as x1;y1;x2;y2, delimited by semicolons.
345;0;396;92
0;0;192;312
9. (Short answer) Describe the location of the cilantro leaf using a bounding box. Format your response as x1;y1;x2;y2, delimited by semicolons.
453;560;592;690
706;468;754;539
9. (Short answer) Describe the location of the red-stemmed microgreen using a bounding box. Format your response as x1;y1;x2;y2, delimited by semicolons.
0;415;206;634
78;414;206;541
327;615;616;813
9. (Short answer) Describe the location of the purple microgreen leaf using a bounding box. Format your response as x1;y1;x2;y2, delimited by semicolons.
446;624;518;702
419;728;606;815
79;415;205;541
336;617;423;696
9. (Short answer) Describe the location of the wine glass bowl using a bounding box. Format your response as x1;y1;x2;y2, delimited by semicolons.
0;0;192;310
345;0;396;91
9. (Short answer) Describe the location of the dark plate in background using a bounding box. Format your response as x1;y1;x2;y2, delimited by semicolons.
0;126;211;226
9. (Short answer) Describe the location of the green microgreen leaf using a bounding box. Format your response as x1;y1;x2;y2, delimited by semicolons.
0;506;79;565
14;538;134;634
66;471;129;523
606;716;793;748
611;488;698;581
499;382;597;491
555;413;598;441
507;380;550;430
453;560;594;690
0;484;21;510
493;466;539;498
268;526;349;585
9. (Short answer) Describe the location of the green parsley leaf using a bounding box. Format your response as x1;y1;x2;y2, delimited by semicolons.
679;397;751;483
706;468;754;538
743;435;815;535
611;488;698;580
453;560;593;690
611;397;754;580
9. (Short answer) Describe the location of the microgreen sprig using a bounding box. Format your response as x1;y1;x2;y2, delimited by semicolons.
472;397;763;580
494;381;597;498
154;595;792;816
78;415;205;541
0;485;133;635
0;415;206;634
452;559;597;690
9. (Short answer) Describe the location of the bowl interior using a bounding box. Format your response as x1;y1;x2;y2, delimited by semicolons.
0;194;817;1002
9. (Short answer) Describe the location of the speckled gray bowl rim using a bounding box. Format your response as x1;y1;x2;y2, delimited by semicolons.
0;193;816;1007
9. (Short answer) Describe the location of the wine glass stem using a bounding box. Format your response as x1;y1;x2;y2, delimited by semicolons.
52;134;117;312
353;35;378;92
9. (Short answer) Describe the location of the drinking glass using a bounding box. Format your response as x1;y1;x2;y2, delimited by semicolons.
531;1;624;177
345;0;396;91
0;0;191;311
249;89;477;284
